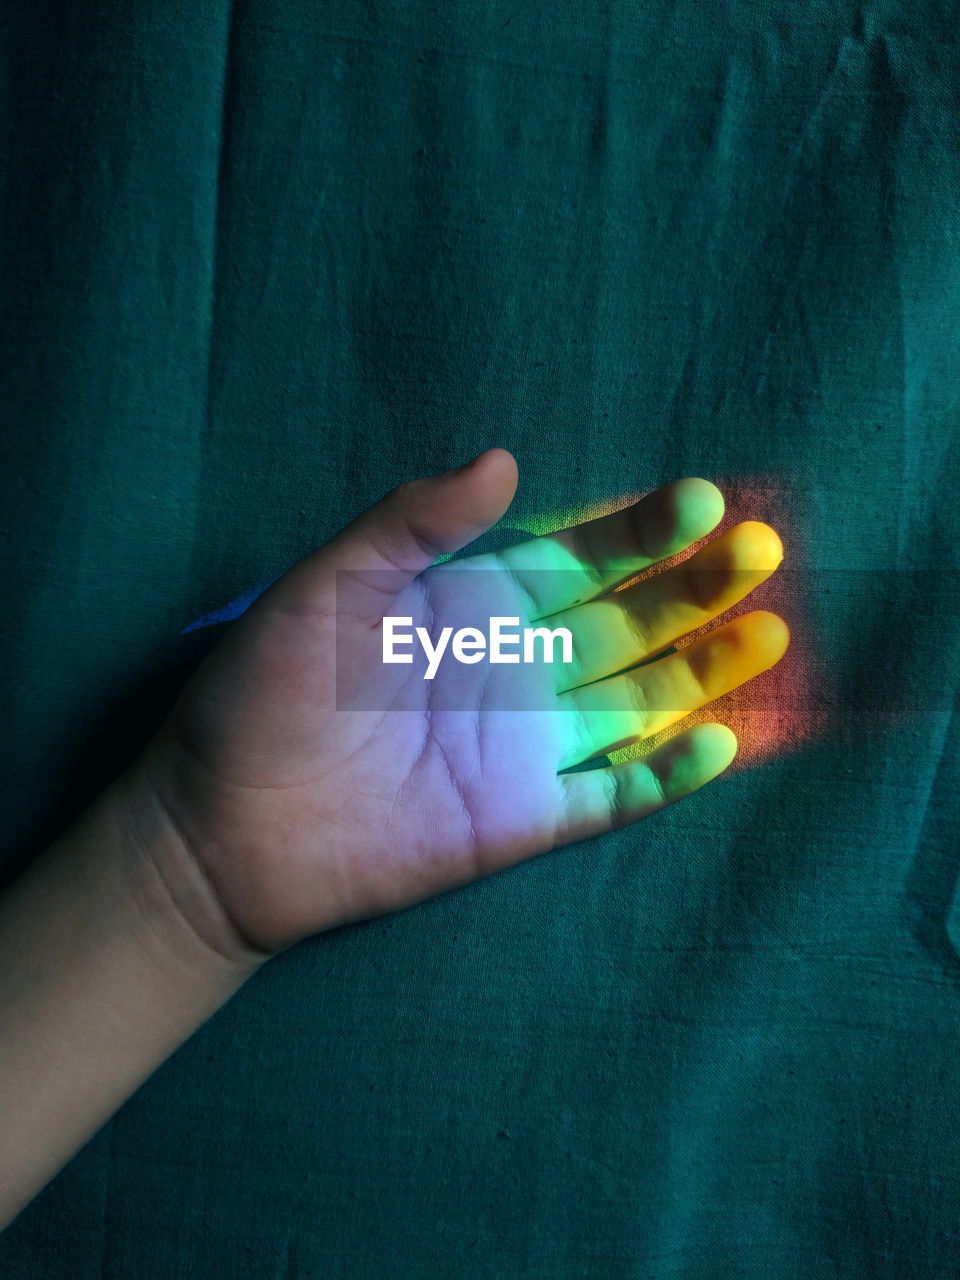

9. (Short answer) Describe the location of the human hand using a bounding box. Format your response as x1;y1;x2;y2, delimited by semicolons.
128;449;788;963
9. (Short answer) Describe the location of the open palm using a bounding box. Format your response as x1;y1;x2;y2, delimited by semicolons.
138;449;788;961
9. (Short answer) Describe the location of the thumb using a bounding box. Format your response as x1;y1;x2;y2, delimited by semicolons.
268;448;519;618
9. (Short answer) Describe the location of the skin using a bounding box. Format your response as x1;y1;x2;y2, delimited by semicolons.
131;447;790;962
0;448;789;1229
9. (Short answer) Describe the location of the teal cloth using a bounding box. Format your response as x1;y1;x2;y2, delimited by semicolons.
2;3;959;1276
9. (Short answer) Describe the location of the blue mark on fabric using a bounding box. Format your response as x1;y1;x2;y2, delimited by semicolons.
180;576;278;634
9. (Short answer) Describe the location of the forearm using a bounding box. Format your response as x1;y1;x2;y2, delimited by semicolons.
0;765;266;1231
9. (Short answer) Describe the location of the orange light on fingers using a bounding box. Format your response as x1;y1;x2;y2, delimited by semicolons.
607;471;826;771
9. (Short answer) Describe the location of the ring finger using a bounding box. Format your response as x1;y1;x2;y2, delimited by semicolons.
556;609;790;771
552;521;783;693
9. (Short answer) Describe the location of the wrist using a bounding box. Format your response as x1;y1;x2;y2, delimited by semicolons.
0;757;265;1229
109;755;273;979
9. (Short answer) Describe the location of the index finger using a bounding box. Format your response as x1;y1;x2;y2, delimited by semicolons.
483;477;726;621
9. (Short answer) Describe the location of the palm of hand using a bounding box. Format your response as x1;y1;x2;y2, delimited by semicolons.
142;457;788;958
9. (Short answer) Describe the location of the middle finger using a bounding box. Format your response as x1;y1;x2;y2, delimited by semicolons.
551;521;783;693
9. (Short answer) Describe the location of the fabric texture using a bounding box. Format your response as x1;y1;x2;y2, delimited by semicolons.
2;2;959;1275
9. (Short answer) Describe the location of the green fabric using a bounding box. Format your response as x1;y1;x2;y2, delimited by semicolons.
2;2;959;1275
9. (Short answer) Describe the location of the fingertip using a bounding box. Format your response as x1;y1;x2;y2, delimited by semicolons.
688;722;739;775
476;446;518;473
653;720;738;800
449;447;518;497
751;609;790;662
727;520;784;570
674;478;726;539
457;447;518;485
638;477;725;562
